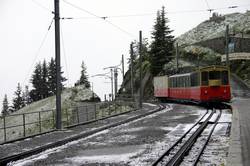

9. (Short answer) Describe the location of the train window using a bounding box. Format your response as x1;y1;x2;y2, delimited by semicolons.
183;77;186;87
221;71;229;85
182;77;185;87
187;76;190;87
201;72;209;86
180;77;182;87
191;72;200;87
209;71;220;80
173;77;176;87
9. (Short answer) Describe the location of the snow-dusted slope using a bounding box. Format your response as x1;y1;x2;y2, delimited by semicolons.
15;85;99;114
176;11;250;46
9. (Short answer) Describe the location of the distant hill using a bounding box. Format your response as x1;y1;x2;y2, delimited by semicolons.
176;11;250;46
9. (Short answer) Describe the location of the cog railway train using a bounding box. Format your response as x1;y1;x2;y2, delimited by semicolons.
154;66;231;104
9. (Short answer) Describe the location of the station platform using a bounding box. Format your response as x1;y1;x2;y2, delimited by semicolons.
228;98;250;166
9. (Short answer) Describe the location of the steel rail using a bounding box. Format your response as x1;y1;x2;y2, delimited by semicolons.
192;109;222;165
165;109;215;166
152;108;210;166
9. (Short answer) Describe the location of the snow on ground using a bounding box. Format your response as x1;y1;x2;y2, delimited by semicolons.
8;128;113;166
8;153;49;166
8;105;219;166
143;103;157;107
218;110;232;123
65;147;145;165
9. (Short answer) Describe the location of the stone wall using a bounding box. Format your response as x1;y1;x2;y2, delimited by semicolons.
195;36;250;54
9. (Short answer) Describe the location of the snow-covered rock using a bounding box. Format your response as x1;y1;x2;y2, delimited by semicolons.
176;11;250;46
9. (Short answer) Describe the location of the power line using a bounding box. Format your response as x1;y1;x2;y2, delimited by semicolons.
204;0;213;12
62;0;100;18
31;0;54;14
22;18;54;87
62;0;136;39
60;3;250;20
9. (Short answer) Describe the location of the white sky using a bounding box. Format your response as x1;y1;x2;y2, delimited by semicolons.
0;0;249;106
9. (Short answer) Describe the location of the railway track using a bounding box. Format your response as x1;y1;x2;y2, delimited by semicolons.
152;107;223;166
0;104;166;165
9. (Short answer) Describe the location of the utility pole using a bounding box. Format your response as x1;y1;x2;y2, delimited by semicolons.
54;0;61;130
130;43;134;99
114;68;118;98
91;82;94;100
225;25;230;67
122;54;125;81
110;68;114;101
139;31;143;109
176;42;179;73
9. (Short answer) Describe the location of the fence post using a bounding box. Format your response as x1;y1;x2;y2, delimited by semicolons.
39;112;42;133
86;106;89;122
94;104;97;120
76;107;80;124
109;102;111;115
115;102;117;114
52;110;55;129
66;109;69;126
23;114;26;137
3;116;6;142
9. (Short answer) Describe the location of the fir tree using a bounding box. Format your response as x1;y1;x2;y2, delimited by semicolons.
47;57;67;95
150;6;174;76
41;60;49;98
23;86;31;105
12;83;25;111
2;94;9;116
75;61;90;88
30;62;43;101
48;58;56;95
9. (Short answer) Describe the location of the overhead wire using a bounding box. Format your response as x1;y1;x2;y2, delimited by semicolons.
31;0;54;14
62;0;137;39
60;3;250;20
204;0;214;12
22;18;54;87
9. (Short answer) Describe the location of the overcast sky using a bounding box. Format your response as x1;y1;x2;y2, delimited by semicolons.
0;0;249;106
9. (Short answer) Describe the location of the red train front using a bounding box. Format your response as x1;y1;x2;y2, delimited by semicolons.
154;66;231;103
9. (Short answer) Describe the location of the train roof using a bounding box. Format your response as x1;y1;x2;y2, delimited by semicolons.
168;65;229;78
198;65;229;71
168;73;191;78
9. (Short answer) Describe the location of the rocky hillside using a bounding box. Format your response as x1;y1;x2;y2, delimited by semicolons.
13;85;100;115
176;11;250;46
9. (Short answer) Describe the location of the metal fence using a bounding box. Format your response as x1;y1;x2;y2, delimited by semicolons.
0;101;136;144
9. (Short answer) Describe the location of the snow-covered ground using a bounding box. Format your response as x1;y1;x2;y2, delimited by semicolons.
8;104;216;166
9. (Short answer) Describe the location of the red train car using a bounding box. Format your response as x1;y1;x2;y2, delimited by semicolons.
154;66;231;103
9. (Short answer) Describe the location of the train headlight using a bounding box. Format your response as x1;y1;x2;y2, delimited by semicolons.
224;89;227;93
204;90;208;94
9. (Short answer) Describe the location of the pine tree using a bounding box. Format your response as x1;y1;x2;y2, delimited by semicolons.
47;57;67;95
2;94;9;116
48;58;56;95
12;83;25;111
30;62;43;101
75;61;90;88
23;86;31;105
150;6;174;76
41;60;49;98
